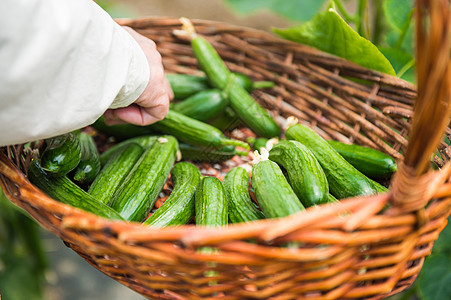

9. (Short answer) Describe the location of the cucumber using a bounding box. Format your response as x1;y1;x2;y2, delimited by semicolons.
149;110;249;150
195;176;228;228
326;140;398;178
40;132;81;176
166;73;210;99
269;140;329;207
171;89;228;122
72;132;100;184
223;167;265;223
28;159;124;220
109;136;178;222
251;159;304;218
91;116;154;141
179;143;247;163
99;135;158;166
143;162;201;227
189;35;280;138
251;137;269;154
286;124;377;199
371;180;389;193
88;143;144;204
208;107;241;131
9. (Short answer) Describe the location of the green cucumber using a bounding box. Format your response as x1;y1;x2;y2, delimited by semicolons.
251;159;304;218
28;159;124;220
190;35;280;138
251;137;269;154
208;107;242;131
99;135;158;166
40;132;81;176
72;132;100;184
171;89;228;122
179;143;247;163
149;110;249;150
286;124;377;199
371;180;389;193
88;143;144;204
326;140;398;178
166;73;211;99
269;140;329;207
91;116;154;141
109;136;178;222
223;167;264;223
143;162;201;227
195;176;228;228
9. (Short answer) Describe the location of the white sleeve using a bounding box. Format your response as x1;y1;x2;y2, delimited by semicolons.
0;0;150;146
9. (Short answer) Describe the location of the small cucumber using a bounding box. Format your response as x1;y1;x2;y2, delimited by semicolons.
149;110;249;150
91;116;154;141
195;176;228;228
190;35;280;138
166;73;210;99
99;135;158;166
143;162;201;227
109;136;178;222
269;140;329;207
40;132;81;176
28;159;124;220
171;89;228;122
179;143;247;163
326;140;398;178
286;124;377;199
88;143;144;204
251;159;304;218
223;167;265;223
72;132;100;184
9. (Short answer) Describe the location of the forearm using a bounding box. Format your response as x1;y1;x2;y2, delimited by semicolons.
0;0;149;146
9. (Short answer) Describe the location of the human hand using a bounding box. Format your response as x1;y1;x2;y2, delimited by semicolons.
104;26;172;126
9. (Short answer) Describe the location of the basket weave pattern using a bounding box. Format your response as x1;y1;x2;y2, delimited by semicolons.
1;17;451;299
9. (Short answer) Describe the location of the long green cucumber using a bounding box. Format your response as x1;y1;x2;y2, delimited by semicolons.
171;89;228;122
143;162;201;227
166;73;211;99
109;136;178;222
326;140;398;178
286;124;377;199
72;132;100;184
149;110;249;150
195;176;228;227
88;143;144;204
179;143;247;163
223;167;265;223
208;107;242;131
40;132;81;175
269;140;329;207
28;159;124;220
251;159;304;218
91;116;154;141
99;135;158;166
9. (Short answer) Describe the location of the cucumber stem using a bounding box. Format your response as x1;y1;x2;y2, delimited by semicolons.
252;80;275;89
174;17;197;40
221;139;250;150
235;150;249;156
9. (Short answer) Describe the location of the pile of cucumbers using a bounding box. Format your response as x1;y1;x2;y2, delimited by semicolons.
27;25;397;228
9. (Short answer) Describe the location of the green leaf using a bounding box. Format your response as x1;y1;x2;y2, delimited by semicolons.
224;0;326;22
273;9;396;75
385;24;414;54
418;254;451;300
383;0;414;31
378;46;415;83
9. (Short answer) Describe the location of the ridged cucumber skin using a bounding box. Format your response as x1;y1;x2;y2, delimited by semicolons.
109;136;178;222
166;73;210;99
143;162;201;227
286;124;377;199
171;89;228;122
251;160;305;219
28;159;124;220
40;132;81;176
72;132;100;184
195;176;228;228
269;140;329;207
99;135;158;166
149;110;249;150
326;140;397;178
223;167;265;223
91;116;154;141
190;36;280;138
88;143;144;204
179;143;241;163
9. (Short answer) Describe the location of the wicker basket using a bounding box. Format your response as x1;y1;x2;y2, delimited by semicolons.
1;3;451;299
